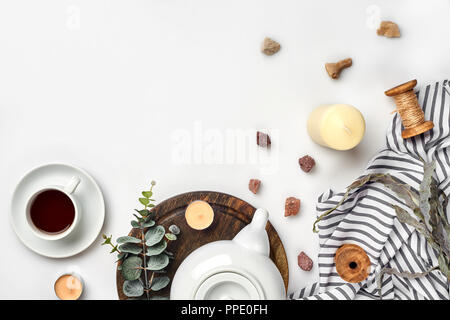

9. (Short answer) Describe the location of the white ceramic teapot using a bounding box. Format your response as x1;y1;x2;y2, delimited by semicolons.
170;208;286;300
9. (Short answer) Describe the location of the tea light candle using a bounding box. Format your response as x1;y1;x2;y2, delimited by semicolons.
185;200;214;230
54;274;83;300
307;104;365;150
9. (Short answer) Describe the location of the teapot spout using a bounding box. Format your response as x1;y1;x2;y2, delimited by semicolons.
232;208;270;256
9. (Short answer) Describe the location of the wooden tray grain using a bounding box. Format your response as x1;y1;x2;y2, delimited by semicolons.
116;191;289;299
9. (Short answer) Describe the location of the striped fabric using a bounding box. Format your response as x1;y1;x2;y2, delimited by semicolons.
290;80;450;300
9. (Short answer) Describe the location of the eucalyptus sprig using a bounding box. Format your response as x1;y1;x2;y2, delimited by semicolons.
313;160;450;298
101;234;119;254
101;181;179;300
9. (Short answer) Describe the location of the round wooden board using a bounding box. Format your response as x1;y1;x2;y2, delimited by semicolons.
116;191;289;300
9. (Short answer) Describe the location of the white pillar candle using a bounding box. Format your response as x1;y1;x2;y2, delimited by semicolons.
307;104;365;150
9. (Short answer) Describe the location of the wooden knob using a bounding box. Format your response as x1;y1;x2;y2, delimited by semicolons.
384;79;417;96
334;244;371;283
400;121;434;139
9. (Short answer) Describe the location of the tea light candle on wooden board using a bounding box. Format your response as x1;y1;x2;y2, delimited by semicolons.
54;274;83;300
307;104;365;150
185;200;214;230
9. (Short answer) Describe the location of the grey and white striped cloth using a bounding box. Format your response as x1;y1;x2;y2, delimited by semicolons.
290;80;450;300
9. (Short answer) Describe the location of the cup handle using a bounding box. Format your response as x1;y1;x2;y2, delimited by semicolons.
64;176;81;195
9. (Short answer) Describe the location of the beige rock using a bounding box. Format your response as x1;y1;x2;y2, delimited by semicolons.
261;37;281;55
325;58;352;79
377;21;401;38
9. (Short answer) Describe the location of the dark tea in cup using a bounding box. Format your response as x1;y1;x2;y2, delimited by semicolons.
30;189;76;234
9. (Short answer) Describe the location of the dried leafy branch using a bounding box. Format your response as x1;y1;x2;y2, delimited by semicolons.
376;265;438;297
312;160;450;297
101;181;180;299
312;173;418;233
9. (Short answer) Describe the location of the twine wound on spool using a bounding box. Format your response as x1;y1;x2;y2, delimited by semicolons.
385;79;434;139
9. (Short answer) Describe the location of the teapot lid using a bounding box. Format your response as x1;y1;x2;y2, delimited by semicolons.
194;271;264;300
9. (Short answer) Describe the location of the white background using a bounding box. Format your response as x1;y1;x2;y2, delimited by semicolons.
1;0;449;299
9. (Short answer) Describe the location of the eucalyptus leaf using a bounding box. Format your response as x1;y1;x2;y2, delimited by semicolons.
146;253;169;271
131;220;141;228
419;161;436;231
101;234;112;246
394;206;431;239
117;252;128;260
122;279;144;298
142;191;153;198
435;187;450;228
430;179;442;228
441;191;449;222
135;209;152;217
165;233;177;241
394;205;440;252
168;224;180;235
117;236;141;244
153;270;167;274
123;279;144;297
376;266;438;299
121;256;142;281
146;240;167;256
150;276;170;291
347;174;373;189
135;209;147;215
118;243;142;254
412;207;425;223
438;253;450;280
139;197;150;206
149;296;169;300
428;177;450;258
145;226;165;246
142;220;156;228
371;174;418;209
126;296;145;300
433;219;450;258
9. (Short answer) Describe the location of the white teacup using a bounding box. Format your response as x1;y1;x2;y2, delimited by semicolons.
26;176;81;241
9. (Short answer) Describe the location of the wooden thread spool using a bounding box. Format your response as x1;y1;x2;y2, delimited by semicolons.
385;79;434;139
335;244;371;283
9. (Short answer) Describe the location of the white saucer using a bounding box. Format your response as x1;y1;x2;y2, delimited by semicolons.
10;163;105;258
